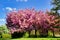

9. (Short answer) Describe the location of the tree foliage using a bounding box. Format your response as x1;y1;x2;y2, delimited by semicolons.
6;9;60;37
51;0;60;15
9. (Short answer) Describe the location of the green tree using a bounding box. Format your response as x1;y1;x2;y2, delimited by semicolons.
51;0;60;16
0;25;9;34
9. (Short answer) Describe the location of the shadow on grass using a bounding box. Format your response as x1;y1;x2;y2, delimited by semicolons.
11;32;25;39
27;35;60;38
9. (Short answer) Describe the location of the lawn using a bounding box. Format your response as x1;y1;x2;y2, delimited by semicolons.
12;38;60;40
0;38;60;40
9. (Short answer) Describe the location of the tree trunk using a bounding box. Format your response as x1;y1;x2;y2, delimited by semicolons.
35;29;37;37
28;31;31;37
40;29;48;37
52;30;55;37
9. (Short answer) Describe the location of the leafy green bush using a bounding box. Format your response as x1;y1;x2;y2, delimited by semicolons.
23;32;29;38
2;34;11;38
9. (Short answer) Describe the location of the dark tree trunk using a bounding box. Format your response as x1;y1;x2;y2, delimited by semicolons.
28;31;31;37
35;29;37;37
40;29;48;37
52;30;55;37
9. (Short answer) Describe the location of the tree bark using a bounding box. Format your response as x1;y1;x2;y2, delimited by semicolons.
40;29;48;37
28;31;31;37
35;29;37;37
52;30;55;37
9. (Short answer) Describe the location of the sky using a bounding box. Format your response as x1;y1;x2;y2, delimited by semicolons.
0;0;52;25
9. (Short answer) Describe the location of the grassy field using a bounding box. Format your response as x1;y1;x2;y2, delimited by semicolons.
0;38;60;40
12;38;60;40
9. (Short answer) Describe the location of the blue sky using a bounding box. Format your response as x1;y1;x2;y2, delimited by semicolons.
0;0;52;25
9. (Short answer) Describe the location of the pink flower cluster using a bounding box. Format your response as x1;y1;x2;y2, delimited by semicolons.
6;9;60;34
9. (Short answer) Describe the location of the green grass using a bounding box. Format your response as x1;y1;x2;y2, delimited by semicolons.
12;38;60;40
1;38;60;40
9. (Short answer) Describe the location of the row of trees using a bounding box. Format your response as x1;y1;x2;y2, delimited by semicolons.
6;9;60;37
5;0;60;38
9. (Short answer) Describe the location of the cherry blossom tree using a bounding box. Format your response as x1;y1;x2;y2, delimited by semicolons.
6;9;60;37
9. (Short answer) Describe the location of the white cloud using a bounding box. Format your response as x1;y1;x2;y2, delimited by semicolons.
0;19;6;25
16;0;28;2
6;7;13;11
0;19;5;22
5;7;17;11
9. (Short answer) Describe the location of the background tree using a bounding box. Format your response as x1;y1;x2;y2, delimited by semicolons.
46;11;60;37
51;0;60;16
